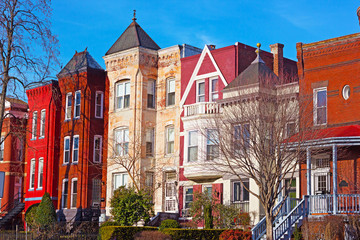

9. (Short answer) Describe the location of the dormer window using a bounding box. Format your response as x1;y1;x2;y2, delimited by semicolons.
210;78;218;101
197;80;205;102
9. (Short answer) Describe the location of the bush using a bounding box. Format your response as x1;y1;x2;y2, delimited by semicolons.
159;219;181;231
162;228;226;240
99;226;157;240
110;187;154;226
134;230;171;240
219;229;251;240
25;203;39;229
100;220;119;228
34;192;57;229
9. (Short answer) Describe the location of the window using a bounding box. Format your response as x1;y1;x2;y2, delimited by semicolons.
203;186;212;198
146;128;154;157
145;172;154;189
29;158;36;189
286;122;296;138
114;128;129;156
92;179;101;206
95;91;104;118
65;93;72;120
233;181;249;202
285;179;296;199
206;129;219;161
71;178;77;208
39;110;46;138
315;174;330;194
166;78;175;106
166;125;174;154
314;88;327;125
147;80;156;108
210;78;219;101
74;91;81;118
197;80;205;102
184;187;193;209
0;137;4;161
37;158;43;189
93;136;102;163
72;136;79;163
234;123;250;156
115;81;130;109
314;157;330;169
113;173;128;191
31;111;38;139
188;131;198;162
64;137;70;164
62;179;68;208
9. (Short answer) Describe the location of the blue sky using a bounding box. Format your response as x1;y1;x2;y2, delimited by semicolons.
52;0;360;70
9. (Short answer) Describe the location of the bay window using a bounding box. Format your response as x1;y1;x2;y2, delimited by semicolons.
188;131;198;162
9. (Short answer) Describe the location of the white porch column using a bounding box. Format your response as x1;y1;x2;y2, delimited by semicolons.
306;147;311;196
333;144;338;214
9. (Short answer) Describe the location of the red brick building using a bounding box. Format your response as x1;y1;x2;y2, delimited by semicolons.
57;50;107;221
24;81;61;212
297;32;360;201
0;97;27;228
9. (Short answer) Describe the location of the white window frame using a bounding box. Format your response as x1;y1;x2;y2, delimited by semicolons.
147;80;156;109
232;180;250;203
63;136;70;164
62;178;68;209
115;80;131;110
203;185;213;199
74;90;81;119
311;154;331;195
72;135;79;163
184;186;193;210
37;157;44;189
95;91;104;118
166;78;175;107
31;111;38;139
209;77;219;102
70;178;78;209
113;172;129;192
166;125;175;155
187;130;198;162
93;135;102;163
29;158;36;190
206;129;219;161
65;93;72;121
196;80;205;103
165;171;177;212
0;136;4;161
114;127;129;156
313;87;327;126
39;109;46;138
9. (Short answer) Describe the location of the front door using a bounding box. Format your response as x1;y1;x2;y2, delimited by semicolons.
165;172;177;212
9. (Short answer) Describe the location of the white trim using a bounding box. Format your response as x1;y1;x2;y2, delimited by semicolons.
313;87;327;126
31;111;38;139
39;109;46;138
72;135;79;163
70;178;78;209
209;77;219;102
65;93;72;121
62;178;68;209
29;158;36;189
63;136;71;164
74;90;81;119
180;45;228;107
93;135;102;163
95;91;104;119
196;80;205;103
37;157;44;189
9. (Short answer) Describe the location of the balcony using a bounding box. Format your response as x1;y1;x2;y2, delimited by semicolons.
183;162;222;182
183;102;220;118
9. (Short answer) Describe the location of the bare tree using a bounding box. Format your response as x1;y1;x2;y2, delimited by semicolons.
196;71;316;239
0;0;58;142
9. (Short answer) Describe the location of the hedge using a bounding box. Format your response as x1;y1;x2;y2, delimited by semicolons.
162;228;226;240
99;226;158;240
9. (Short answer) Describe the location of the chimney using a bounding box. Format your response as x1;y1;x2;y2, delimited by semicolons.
208;45;216;50
270;43;284;79
357;7;360;26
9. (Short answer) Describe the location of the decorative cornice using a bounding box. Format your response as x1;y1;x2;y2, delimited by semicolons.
303;39;360;58
304;58;360;73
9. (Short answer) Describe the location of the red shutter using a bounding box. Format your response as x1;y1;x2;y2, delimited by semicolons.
212;183;223;204
178;186;184;216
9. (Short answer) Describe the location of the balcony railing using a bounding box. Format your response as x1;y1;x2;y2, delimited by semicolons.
183;102;220;117
309;194;360;214
231;201;250;212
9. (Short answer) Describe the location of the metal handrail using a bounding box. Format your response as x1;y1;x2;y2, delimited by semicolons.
0;192;23;217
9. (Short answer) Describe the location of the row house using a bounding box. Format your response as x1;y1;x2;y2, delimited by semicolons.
0;97;27;228
178;43;298;223
103;17;201;217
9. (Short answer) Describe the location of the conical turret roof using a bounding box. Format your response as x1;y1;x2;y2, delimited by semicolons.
105;20;160;55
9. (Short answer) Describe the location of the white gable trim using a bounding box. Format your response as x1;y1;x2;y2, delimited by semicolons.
180;45;228;107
